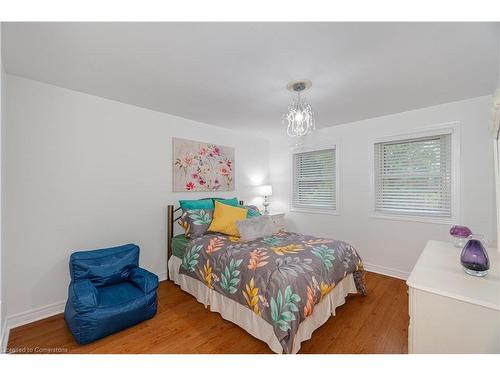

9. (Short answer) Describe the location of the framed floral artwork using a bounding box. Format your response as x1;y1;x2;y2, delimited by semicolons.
173;137;235;192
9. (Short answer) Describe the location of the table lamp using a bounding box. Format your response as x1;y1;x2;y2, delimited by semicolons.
258;185;273;214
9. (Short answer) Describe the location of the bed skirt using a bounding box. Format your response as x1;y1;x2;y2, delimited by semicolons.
168;256;358;354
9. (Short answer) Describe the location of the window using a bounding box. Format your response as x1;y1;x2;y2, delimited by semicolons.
292;147;337;212
374;133;452;219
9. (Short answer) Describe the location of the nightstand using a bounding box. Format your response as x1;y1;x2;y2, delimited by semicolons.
263;212;286;231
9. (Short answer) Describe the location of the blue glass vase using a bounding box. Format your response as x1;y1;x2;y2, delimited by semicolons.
460;235;489;277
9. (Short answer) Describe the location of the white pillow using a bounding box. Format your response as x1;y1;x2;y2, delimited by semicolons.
236;215;279;242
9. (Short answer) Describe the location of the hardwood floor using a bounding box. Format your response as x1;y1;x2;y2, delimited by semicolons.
7;271;408;354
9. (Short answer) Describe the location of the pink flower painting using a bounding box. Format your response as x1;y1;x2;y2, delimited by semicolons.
173;138;235;192
219;166;230;176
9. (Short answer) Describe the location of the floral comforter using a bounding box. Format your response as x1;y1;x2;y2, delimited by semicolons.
179;231;366;353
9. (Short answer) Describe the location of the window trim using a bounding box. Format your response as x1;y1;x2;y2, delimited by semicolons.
289;143;341;215
369;122;461;225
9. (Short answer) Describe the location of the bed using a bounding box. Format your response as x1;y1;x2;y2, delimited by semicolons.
166;202;366;354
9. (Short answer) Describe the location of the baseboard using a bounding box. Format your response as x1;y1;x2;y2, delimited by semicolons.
363;262;409;280
1;301;65;353
7;300;66;332
158;270;168;282
1;319;8;354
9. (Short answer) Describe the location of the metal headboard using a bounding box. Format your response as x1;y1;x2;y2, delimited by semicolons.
166;199;244;279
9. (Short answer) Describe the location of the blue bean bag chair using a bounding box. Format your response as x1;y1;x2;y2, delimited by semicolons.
64;243;159;344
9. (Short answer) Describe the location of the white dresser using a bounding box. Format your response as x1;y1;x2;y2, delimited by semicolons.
407;240;500;354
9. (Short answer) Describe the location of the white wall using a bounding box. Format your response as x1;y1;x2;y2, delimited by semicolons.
494;25;500;93
2;70;497;328
0;22;5;344
3;74;270;319
495;26;500;251
270;96;496;278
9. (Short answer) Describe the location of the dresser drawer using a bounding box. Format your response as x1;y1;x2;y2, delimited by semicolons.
409;288;500;353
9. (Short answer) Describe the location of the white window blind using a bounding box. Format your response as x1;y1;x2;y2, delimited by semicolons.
292;148;336;211
374;134;452;218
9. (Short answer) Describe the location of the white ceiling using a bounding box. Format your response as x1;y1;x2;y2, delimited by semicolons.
2;22;499;136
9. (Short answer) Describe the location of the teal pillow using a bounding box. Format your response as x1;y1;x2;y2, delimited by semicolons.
179;199;215;210
213;197;239;207
243;205;261;218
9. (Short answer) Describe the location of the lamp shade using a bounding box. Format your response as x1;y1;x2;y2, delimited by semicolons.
258;184;273;197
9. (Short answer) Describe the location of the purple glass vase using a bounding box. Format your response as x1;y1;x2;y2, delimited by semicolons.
449;225;472;248
460;235;489;277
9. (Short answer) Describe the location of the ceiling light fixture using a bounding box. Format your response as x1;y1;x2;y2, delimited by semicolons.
283;80;315;137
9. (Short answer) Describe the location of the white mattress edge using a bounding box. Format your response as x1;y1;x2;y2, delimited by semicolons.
168;256;358;354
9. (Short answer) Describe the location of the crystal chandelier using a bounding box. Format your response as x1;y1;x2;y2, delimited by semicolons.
283;80;315;137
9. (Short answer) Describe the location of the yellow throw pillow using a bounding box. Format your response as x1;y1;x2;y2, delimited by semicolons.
208;201;248;237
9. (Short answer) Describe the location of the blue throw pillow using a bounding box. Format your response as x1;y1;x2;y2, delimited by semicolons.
243;205;261;218
179;199;215;210
213;197;239;207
